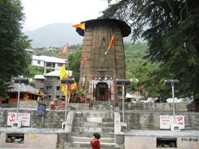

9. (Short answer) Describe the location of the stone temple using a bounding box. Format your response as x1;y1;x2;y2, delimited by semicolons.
1;19;199;149
76;19;131;102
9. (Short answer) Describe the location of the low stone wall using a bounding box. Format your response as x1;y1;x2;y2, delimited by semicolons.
125;130;199;149
0;108;66;128
59;102;188;112
123;111;199;130
0;128;67;149
0;133;58;149
118;102;188;112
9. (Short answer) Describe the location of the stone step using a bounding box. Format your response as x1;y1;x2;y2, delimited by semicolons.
65;141;121;149
72;141;117;148
72;131;115;138
71;136;115;143
75;111;113;119
72;126;114;133
74;117;114;123
73;121;114;127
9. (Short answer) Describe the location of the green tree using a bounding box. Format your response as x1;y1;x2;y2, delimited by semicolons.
125;42;160;97
28;66;44;78
103;0;199;99
68;49;81;82
0;0;30;97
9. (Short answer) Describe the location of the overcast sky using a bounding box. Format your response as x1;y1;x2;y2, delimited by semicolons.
21;0;108;31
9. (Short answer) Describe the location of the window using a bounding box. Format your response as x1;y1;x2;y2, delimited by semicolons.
46;62;55;67
56;86;60;90
157;138;177;148
6;133;24;144
46;86;52;90
58;63;63;67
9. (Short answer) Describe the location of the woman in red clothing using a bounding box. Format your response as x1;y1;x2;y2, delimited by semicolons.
90;133;101;149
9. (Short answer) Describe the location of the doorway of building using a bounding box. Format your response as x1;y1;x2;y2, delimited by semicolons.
95;82;109;101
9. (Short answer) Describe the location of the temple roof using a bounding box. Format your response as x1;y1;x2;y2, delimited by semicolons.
76;18;131;37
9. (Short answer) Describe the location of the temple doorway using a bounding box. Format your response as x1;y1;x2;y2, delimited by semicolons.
95;82;109;101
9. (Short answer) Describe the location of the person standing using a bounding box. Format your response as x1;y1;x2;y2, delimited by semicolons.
90;133;101;149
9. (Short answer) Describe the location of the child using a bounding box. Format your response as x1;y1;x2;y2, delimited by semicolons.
90;133;101;149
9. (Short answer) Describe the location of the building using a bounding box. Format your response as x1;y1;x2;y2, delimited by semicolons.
34;70;72;101
31;55;67;74
7;81;42;107
33;75;46;93
43;70;63;100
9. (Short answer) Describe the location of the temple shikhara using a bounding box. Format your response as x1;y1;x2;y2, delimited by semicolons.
75;19;131;102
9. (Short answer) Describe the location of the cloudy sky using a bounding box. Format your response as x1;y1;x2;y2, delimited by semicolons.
21;0;108;31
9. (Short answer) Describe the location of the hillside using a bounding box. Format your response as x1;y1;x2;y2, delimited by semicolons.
25;23;82;48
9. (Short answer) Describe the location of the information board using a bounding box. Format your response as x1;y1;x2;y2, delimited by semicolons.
160;115;185;130
7;112;30;126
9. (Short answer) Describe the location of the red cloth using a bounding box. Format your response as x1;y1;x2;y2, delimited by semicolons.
90;138;100;149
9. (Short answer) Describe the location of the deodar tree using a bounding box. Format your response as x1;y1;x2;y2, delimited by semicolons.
102;0;199;99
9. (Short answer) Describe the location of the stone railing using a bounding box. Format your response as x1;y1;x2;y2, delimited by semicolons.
62;111;74;133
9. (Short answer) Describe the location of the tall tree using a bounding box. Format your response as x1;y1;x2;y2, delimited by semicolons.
0;0;30;97
102;0;199;99
68;49;81;82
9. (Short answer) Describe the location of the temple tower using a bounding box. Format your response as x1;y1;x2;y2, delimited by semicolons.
76;19;131;101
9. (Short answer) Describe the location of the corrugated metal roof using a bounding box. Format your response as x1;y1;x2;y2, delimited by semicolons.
8;83;39;94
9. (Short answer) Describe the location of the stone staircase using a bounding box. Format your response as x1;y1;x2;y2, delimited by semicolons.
66;110;119;149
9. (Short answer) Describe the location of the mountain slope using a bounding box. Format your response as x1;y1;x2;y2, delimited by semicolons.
25;23;82;48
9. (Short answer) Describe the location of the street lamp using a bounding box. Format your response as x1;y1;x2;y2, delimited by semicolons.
164;79;179;130
116;79;130;122
14;77;28;126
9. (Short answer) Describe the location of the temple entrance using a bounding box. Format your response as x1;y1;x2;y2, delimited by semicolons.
95;82;109;101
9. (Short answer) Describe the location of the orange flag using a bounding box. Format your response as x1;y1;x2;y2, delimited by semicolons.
72;23;85;30
108;35;116;50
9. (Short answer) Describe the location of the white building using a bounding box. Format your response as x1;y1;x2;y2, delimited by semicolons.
32;55;67;74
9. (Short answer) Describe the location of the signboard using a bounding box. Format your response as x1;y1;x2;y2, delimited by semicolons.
175;115;185;129
160;115;185;130
160;115;171;129
7;112;30;126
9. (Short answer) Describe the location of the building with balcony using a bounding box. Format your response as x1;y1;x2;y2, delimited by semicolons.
32;55;67;74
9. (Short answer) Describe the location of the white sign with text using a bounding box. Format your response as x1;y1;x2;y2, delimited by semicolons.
160;115;185;130
7;112;30;126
